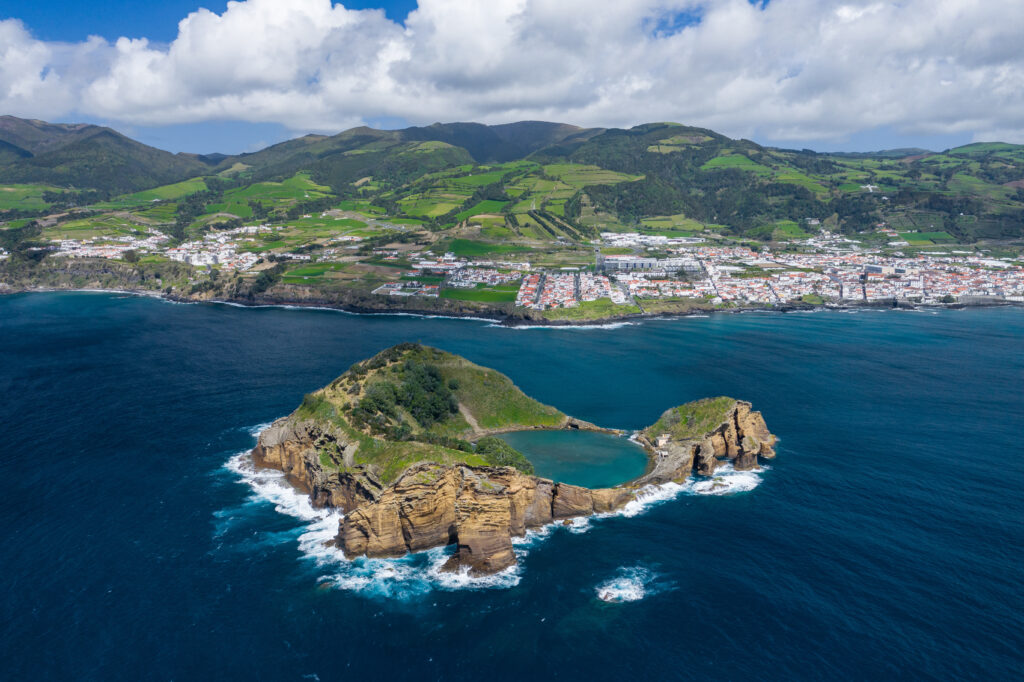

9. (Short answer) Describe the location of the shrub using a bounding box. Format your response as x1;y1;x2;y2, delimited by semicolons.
476;437;534;475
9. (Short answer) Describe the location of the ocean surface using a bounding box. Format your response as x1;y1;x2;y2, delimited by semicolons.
1;293;1022;680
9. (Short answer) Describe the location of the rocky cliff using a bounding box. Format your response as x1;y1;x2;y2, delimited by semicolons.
249;346;778;576
635;398;776;485
338;463;634;575
252;417;385;511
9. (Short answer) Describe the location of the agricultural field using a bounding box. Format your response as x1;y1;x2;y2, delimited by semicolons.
336;200;386;214
456;200;508;221
640;214;704;234
135;203;179;222
887;211;948;231
540;298;641;321
201;172;333;222
398;190;468;218
40;214;146;240
541;164;642;188
898;231;956;245
281;262;349;284
774;169;828;194
447;170;506;188
443;239;533;258
440;283;519;303
0;184;59;212
646;133;713;153
118;177;208;205
771;220;812;241
479;224;516;240
947;173;1013;201
701;153;773;176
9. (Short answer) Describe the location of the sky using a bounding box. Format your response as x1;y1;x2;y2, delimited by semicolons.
1;0;1022;155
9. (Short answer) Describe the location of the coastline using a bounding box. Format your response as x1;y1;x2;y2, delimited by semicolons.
2;282;1019;327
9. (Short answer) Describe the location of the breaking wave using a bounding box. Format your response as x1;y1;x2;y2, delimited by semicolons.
223;449;520;598
595;565;664;603
492;321;638;330
608;463;768;520
222;426;766;597
209;299;497;323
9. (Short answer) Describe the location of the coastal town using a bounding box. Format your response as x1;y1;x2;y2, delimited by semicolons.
31;221;1024;311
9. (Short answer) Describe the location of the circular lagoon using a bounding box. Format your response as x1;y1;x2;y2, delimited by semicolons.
498;429;648;489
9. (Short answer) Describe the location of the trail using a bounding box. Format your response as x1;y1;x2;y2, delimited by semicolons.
458;403;481;435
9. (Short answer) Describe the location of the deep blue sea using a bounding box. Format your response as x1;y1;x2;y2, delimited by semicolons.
2;293;1022;681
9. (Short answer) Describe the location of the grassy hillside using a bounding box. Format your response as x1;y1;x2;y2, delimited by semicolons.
644;397;738;441
288;343;566;482
0;127;209;193
2;116;1022;242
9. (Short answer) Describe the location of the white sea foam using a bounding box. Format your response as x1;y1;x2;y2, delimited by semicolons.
566;516;593;534
224;428;766;597
225;448;520;597
208;299;497;323
601;463;766;522
595;566;656;603
684;463;766;495
493;320;638;331
225;451;323;522
247;422;272;438
612;482;688;518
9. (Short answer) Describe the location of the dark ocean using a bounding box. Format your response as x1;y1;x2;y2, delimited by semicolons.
1;292;1022;680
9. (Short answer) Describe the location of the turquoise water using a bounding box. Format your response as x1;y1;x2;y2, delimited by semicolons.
498;429;648;488
1;293;1022;680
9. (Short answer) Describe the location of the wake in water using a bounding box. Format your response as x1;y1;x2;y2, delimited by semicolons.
222;426;767;597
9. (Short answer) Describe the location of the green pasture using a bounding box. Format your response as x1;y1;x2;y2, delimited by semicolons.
542;164;642;187
0;184;58;211
456;200;508;222
440;286;518;303
701;153;773;176
445;238;533;258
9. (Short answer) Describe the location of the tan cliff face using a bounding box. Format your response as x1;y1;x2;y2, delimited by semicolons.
635;400;776;486
251;393;776;576
338;463;635;576
252;417;384;511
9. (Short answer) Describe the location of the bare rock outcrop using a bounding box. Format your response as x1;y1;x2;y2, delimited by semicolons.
635;400;776;485
251;392;776;576
338;463;635;576
252;417;384;512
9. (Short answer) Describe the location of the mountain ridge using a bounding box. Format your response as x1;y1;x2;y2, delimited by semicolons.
1;115;1022;241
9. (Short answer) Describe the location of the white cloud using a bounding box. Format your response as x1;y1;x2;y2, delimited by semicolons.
2;0;1024;143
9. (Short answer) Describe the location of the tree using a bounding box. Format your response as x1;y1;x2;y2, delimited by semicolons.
123;249;139;263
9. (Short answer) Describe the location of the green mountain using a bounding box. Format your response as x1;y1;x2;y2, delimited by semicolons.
2;115;1023;241
0;117;210;194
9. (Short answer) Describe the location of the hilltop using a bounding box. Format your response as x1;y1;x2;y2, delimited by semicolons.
2;116;1022;324
253;343;587;500
252;343;777;574
0;116;212;193
1;115;1022;243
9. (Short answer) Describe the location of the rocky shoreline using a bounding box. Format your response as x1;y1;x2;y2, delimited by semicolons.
251;397;777;576
4;281;1014;328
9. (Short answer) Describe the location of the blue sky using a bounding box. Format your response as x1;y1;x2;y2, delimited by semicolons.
2;1;419;41
1;1;1016;155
